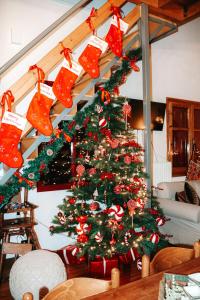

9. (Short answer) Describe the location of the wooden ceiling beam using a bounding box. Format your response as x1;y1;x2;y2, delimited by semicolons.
128;0;171;8
184;1;200;19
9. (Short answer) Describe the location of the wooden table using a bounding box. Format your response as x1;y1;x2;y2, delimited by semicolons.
85;257;200;300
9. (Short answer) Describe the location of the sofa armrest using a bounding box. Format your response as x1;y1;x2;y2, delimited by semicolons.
157;181;185;200
158;198;200;223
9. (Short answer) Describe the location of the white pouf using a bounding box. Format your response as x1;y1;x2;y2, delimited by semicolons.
9;249;67;300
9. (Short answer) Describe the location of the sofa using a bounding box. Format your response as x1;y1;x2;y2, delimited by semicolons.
156;181;200;245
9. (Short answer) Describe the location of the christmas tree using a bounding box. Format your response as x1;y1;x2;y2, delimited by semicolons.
50;88;168;261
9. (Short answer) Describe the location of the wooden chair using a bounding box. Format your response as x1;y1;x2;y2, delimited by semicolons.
0;242;32;281
142;241;200;278
23;267;120;300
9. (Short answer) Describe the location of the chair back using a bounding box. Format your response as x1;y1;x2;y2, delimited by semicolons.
2;242;32;255
142;241;200;278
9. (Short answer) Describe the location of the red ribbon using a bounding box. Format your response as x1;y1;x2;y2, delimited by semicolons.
14;171;34;187
29;64;45;97
60;42;72;68
99;87;111;105
86;7;97;34
0;90;14;120
123;56;140;72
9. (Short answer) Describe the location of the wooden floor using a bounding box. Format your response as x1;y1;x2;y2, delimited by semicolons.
0;258;141;300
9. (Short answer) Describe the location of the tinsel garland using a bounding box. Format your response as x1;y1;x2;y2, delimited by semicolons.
0;47;142;210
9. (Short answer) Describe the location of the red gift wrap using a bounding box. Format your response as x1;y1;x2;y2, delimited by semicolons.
119;248;140;265
89;256;119;277
55;245;83;265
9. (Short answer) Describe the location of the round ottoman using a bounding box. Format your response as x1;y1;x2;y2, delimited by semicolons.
9;249;67;300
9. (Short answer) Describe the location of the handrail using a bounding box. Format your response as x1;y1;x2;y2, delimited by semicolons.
0;0;92;76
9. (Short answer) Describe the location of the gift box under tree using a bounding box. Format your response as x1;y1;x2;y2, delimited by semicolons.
89;256;119;277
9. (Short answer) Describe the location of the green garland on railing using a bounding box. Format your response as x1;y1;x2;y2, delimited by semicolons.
0;47;142;210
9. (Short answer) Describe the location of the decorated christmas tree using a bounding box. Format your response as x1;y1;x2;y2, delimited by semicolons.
50;84;168;262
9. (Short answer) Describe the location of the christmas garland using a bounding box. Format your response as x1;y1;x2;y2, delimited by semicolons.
0;47;142;211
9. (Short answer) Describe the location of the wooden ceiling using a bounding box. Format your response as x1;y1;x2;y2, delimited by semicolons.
129;0;200;25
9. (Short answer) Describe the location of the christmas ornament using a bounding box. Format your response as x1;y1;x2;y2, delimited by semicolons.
156;217;165;226
77;215;88;224
53;45;82;108
105;6;128;57
77;234;89;243
88;168;96;176
95;104;103;114
49;225;55;232
124;232;132;246
68;215;74;222
110;139;119;149
99;87;111;105
0;90;26;168
79;35;108;79
137;258;142;271
95;232;103;243
76;164;85;176
57;212;66;225
46;149;54;156
114;185;122;194
0;195;4;204
89;201;99;211
76;223;91;235
150;233;160;244
27;65;54;136
93;188;98;198
100;172;114;180
71;247;79;256
99;118;107;128
28;173;35;180
122;102;132;116
110;237;116;245
127;199;137;216
85;153;90;163
68;197;76;205
124;155;132;165
108;205;124;221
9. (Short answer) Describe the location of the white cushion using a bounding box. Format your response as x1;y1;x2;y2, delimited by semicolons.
186;180;200;198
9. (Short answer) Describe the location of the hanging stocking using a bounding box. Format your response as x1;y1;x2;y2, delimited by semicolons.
0;91;26;168
105;5;129;57
79;8;107;78
53;44;82;108
27;65;55;136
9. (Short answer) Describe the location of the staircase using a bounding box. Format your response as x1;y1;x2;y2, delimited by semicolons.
0;0;177;209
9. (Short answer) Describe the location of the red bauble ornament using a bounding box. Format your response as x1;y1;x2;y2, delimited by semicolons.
77;234;88;243
89;201;100;211
108;205;124;222
100;172;114;180
124;155;132;165
68;197;76;205
150;233;160;244
87;131;93;137
122;102;132;116
110;139;119;149
76;164;85;176
118;224;124;230
77;215;88;224
114;185;122;194
156;217;165;226
78;256;86;263
99;118;107;128
88;168;96;176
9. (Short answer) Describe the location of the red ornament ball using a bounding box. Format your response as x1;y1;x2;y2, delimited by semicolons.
99;118;107;128
77;215;88;224
68;197;76;205
150;233;160;244
77;234;88;243
88;168;96;176
110;139;119;149
89;201;100;211
124;155;132;165
156;217;165;226
76;164;85;176
114;185;122;194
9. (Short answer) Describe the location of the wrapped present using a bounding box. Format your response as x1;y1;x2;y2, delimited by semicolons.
55;245;84;265
89;256;119;277
119;248;140;265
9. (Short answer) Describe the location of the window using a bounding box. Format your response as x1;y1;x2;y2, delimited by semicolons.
167;98;200;177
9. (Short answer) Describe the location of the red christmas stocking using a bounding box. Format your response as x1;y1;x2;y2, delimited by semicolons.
27;65;55;136
78;35;108;79
105;15;129;57
0;91;26;168
53;47;82;108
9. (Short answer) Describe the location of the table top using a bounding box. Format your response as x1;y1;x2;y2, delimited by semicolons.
84;257;200;300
